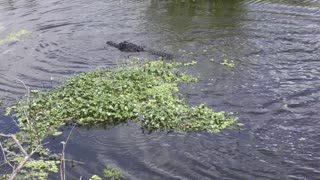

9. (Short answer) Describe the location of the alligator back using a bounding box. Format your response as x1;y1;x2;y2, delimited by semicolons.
118;41;145;52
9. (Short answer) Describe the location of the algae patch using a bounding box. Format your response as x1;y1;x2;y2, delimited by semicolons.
221;59;236;68
0;29;30;45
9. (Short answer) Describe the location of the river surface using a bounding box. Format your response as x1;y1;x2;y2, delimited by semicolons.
1;0;320;179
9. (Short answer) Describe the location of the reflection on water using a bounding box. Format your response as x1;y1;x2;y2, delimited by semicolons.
1;0;320;179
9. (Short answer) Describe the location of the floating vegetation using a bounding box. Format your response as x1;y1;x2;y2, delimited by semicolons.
221;59;236;68
0;29;30;45
220;54;236;68
2;60;237;178
103;166;124;180
89;175;102;180
87;165;124;180
8;60;236;135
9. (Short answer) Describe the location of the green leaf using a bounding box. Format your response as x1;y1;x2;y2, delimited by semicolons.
5;106;16;116
52;131;63;136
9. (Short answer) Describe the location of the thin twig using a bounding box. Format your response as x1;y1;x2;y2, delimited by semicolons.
64;159;85;165
9;115;19;128
60;123;77;180
22;109;41;144
0;141;13;168
15;78;30;97
60;144;64;180
64;124;76;152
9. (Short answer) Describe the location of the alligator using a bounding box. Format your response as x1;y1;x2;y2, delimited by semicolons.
106;41;173;59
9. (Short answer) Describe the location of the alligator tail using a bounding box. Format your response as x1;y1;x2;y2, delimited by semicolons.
148;49;174;59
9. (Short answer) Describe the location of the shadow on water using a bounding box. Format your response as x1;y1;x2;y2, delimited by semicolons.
1;0;320;179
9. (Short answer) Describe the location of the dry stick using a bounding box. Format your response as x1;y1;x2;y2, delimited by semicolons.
9;115;19;129
15;78;30;98
0;134;27;156
9;147;38;180
64;159;85;165
60;123;77;180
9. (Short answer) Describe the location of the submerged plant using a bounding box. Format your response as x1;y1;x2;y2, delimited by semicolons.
0;29;30;45
1;60;237;178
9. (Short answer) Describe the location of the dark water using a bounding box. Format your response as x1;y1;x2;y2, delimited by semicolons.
1;0;320;179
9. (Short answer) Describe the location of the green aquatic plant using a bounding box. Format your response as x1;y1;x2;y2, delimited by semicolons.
1;60;237;178
88;166;124;180
90;175;102;180
10;60;236;134
0;29;30;45
221;59;235;68
220;53;236;68
103;166;124;180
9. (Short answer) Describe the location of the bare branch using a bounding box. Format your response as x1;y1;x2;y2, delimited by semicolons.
60;123;77;180
9;144;41;180
9;115;19;128
64;159;84;165
64;124;76;151
0;133;12;138
0;133;27;156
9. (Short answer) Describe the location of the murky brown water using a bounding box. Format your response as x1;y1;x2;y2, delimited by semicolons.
1;0;320;179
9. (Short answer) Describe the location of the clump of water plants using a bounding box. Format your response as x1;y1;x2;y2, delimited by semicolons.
1;60;237;179
89;175;102;180
221;59;236;68
9;60;236;137
220;53;236;68
103;166;124;180
0;29;30;45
